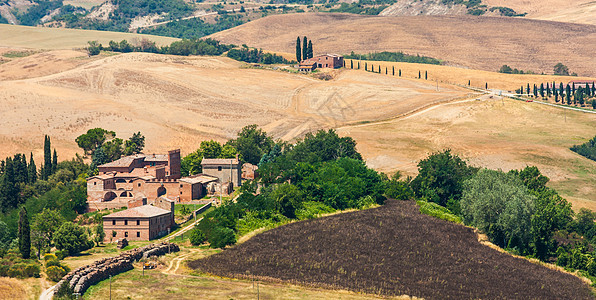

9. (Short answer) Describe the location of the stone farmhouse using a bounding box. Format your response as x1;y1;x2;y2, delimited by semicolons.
103;203;174;241
86;149;235;211
299;54;344;71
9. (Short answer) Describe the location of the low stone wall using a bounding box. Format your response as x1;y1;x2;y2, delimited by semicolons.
54;242;180;297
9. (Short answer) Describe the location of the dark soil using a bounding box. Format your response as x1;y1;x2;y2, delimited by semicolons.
189;200;594;299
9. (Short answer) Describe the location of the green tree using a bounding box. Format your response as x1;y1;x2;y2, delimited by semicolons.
295;36;301;62
461;169;534;251
18;207;30;259
384;172;413;200
208;226;236;249
123;132;145;155
28;153;37;184
52;149;57;174
86;41;101;56
499;65;513;73
43;135;51;180
53;222;93;256
75;128;116;156
268;183;302;218
286;129;362;164
226;125;273;165
189;226;206;245
0;157;20;212
94;221;105;246
307;40;313;59
102;138;124;162
31;209;64;258
302;36;308;62
553;63;569;76
410;149;476;209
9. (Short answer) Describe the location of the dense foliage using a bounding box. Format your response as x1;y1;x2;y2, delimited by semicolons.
227;46;293;64
345;51;441;65
75;128;145;170
140;15;245;39
96;38;232;57
181;140;237;176
327;1;389;15
570;135;596;161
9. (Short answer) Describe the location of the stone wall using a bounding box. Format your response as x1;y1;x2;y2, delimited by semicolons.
54;242;180;297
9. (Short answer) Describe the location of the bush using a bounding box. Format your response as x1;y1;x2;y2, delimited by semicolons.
44;253;58;261
208;226;236;249
46;265;67;282
189;226;206;246
296;201;336;220
417;201;462;224
0;264;9;277
55;250;66;260
7;263;25;278
24;263;40;278
46;259;61;268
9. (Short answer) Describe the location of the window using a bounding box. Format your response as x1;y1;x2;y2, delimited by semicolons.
218;166;222;171
136;220;140;226
137;232;140;237
180;191;183;194
138;183;141;187
112;220;116;225
180;184;183;188
124;232;128;237
94;182;97;185
124;220;128;225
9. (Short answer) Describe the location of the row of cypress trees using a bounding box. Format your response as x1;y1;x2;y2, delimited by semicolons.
295;36;313;62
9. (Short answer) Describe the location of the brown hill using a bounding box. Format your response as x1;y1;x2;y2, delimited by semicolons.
484;0;596;25
209;13;596;77
190;200;593;299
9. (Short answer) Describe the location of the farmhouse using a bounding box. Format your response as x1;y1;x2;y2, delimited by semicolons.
201;157;242;188
87;149;219;211
299;54;344;71
103;204;174;241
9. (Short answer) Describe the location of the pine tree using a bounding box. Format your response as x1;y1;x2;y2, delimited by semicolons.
28;153;36;184
18;207;30;259
302;37;308;62
43;135;51;180
295;37;301;62
52;149;57;174
307;40;313;59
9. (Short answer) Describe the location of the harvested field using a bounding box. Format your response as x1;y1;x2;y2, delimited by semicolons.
189;200;594;299
209;13;596;77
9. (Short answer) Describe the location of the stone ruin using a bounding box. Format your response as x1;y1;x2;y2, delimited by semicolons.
54;242;180;297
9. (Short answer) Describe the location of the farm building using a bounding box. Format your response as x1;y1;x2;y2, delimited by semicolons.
103;203;174;241
87;149;219;211
568;80;596;89
201;157;242;188
299;54;344;71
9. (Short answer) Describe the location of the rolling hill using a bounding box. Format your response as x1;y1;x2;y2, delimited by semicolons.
190;200;593;299
209;13;596;77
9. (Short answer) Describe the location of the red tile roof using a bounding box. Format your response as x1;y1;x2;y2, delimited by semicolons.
103;205;171;218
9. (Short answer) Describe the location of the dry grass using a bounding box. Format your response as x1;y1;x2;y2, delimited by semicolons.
209;13;596;77
0;24;178;50
484;0;596;25
0;277;26;300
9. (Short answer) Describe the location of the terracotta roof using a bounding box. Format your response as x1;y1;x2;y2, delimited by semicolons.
201;158;240;165
179;174;219;184
103;205;171;218
144;154;168;162
98;155;144;168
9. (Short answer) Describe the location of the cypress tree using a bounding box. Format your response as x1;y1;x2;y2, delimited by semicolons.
28;153;36;184
566;84;571;104
554;90;559;102
418;71;421;79
295;37;301;62
378;65;381;73
520;86;523;95
385;67;387;75
365;62;367;71
586;83;590;97
392;66;395;76
350;60;353;69
485;82;488;90
559;82;564;96
592;82;595;96
546;84;551;97
357;61;360;69
540;83;544;98
307;40;313;59
399;69;402;77
572;83;576;94
425;71;428;80
0;157;19;210
527;83;530;94
52;149;57;174
302;37;308;62
533;84;538;97
18;207;30;259
43;135;51;180
469;80;471;86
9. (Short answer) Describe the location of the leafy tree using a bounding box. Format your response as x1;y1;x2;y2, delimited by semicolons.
499;65;513;74
286;129;362;164
123;132;145;155
461;169;534;252
574;208;596;237
268;183;302;218
86;41;101;56
102;138;124;162
181;140;238;176
94;220;105;246
208;226;236;249
295;36;301;62
75;128;116;156
384;172;414;200
553;63;569;76
53;222;93;256
189;226;206;245
410;149;477;209
18;207;30;259
226;125;273;165
31;209;64;258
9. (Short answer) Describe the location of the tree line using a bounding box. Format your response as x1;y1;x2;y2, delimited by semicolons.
516;81;596;108
570;135;596;162
86;38;232;57
227;45;294;65
345;51;441;65
75;128;145;170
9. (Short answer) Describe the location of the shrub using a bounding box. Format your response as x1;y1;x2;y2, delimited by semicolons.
189;226;206;246
208;226;236;249
24;263;40;278
417;201;462;224
46;265;67;282
7;263;25;278
0;264;9;277
46;259;61;268
296;201;336;220
44;253;58;261
55;250;66;260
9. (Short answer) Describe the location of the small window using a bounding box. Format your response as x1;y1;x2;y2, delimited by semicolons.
124;232;128;237
112;220;116;225
124;220;128;225
94;182;97;185
138;183;141;187
136;220;140;226
180;184;183;188
180;191;183;194
218;166;222;171
137;232;140;237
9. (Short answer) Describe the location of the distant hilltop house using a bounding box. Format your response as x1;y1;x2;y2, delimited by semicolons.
299;54;344;71
86;149;243;211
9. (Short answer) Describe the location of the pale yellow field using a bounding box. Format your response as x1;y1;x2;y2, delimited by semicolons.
0;24;179;50
484;0;596;25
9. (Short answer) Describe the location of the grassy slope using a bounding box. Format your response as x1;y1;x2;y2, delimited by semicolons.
0;24;179;50
190;200;593;299
209;13;596;77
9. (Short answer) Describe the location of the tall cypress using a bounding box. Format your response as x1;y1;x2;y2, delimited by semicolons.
18;207;30;259
559;82;564;96
350;60;353;69
418;71;421;79
0;157;19;210
307;40;313;59
540;83;544;98
302;37;308;62
295;37;301;62
28;153;37;184
43;135;51;180
365;62;367;71
52;149;57;174
392;66;395;75
399;69;402;77
425;71;428;80
378;65;381;73
565;84;571;104
527;83;531;94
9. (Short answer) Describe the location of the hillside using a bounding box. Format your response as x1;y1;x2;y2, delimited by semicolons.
0;24;178;49
484;0;596;25
209;13;596;77
190;200;593;299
